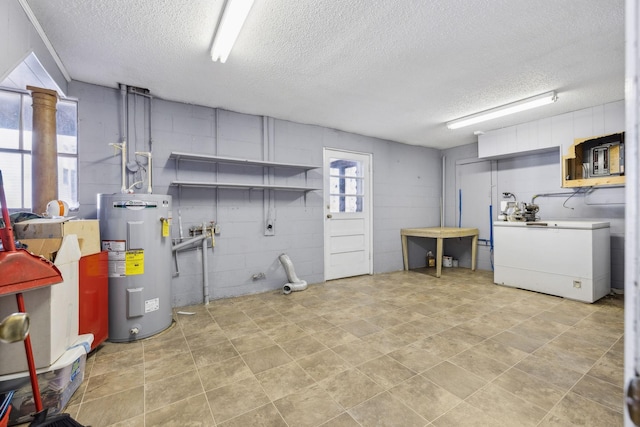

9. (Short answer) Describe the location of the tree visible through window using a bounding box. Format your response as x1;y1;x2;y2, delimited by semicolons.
0;89;78;211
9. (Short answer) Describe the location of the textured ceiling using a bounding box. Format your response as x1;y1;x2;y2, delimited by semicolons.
25;0;625;149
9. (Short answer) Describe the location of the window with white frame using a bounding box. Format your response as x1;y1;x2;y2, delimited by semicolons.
0;89;78;211
329;158;364;213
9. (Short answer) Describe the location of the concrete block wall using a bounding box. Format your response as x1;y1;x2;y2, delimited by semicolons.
373;140;443;271
71;81;441;306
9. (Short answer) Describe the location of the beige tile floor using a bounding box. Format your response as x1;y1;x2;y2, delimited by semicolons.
62;268;624;426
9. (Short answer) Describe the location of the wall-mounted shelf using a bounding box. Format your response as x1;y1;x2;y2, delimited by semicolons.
169;151;321;193
562;133;625;188
169;152;320;171
169;180;320;191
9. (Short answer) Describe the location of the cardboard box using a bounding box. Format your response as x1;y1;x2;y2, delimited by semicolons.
14;219;100;259
13;239;63;262
0;235;81;376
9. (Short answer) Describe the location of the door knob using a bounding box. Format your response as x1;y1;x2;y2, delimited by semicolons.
327;214;332;219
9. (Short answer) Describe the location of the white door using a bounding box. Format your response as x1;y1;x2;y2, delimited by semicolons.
456;159;493;238
323;148;372;280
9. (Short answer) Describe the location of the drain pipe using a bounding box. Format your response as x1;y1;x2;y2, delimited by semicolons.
172;230;211;304
172;233;208;252
202;231;209;304
279;253;308;294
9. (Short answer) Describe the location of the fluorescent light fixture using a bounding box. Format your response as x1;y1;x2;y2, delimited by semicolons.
446;91;557;130
211;0;255;63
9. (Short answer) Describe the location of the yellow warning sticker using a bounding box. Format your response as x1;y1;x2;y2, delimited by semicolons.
125;250;144;275
162;219;169;237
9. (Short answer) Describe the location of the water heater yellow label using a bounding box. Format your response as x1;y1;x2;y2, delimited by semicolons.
125;250;144;275
162;219;169;237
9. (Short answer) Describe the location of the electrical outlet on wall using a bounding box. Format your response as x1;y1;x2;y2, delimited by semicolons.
265;207;276;236
265;221;275;236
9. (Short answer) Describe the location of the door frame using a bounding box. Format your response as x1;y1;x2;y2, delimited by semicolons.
454;157;496;232
625;0;639;424
323;147;374;280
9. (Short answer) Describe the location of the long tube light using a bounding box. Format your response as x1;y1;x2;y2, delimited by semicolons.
446;91;558;130
210;0;255;63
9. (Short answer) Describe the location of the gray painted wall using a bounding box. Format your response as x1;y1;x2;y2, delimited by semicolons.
70;81;442;306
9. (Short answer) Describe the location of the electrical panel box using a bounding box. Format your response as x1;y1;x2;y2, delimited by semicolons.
588;140;624;177
562;132;625;187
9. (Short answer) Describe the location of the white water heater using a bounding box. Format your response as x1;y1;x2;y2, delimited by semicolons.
98;193;172;341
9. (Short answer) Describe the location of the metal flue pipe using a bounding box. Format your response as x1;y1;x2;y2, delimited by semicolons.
279;253;307;294
27;86;58;215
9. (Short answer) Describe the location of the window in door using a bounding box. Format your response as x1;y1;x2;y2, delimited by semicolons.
329;158;365;213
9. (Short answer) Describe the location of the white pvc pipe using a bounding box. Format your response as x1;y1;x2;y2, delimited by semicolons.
171;230;211;305
121;140;127;193
108;141;127;193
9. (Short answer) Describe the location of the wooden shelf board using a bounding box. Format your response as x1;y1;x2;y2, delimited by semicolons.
562;175;625;188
